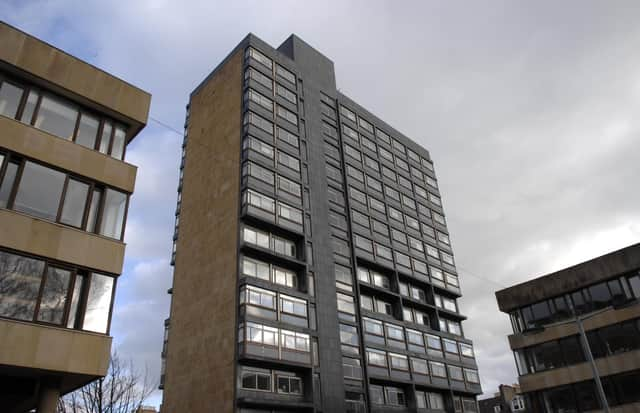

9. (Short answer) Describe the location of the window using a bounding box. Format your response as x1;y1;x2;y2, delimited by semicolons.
388;206;403;223
13;161;66;221
395;251;411;268
244;111;274;134
361;135;377;152
277;202;303;224
277;151;300;172
430;361;447;378
276;84;297;105
246;190;275;213
276;105;298;125
363;317;384;336
408;236;424;252
241;367;272;391
246;47;273;69
366;175;382;192
460;343;474;358
277;175;301;198
343;357;363;380
277;126;299;148
241;256;271;281
83;273;115;333
245;88;273;111
358;117;373;133
369;197;386;214
273;266;297;288
427;334;443;357
335;264;353;292
272;234;296;257
385;387;406;406
360;294;374;311
384;185;400;201
465;368;480;384
369;385;385;405
276;374;302;394
344;144;362;161
245;67;273;90
411;357;429;375
244;161;275;185
372;219;389;237
340;106;356;122
364;155;379;172
349;186;367;205
389;353;408;371
448;365;464;381
340;323;360;355
395;157;409;172
241;285;276;310
280;294;306;317
428;392;445;410
0;81;24;118
244;136;274;159
386;323;405;344
511;395;525;411
392;139;406;154
375;243;392;260
372;271;390;289
276;64;296;84
280;329;310;352
375;298;393;315
343;124;359;141
346;165;364;182
337;293;356;317
366;348;387;367
405;215;420;231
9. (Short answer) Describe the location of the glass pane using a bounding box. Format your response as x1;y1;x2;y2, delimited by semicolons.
35;95;78;140
111;126;126;160
60;179;89;227
0;161;19;208
66;275;84;328
0;250;45;321
75;113;99;150
20;90;39;124
0;82;24;118
86;189;102;232
99;122;113;154
37;267;71;324
13;161;66;221
99;189;127;239
83;273;114;333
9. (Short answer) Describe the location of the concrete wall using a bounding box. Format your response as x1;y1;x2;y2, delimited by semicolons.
161;48;243;413
0;208;125;274
0;22;150;139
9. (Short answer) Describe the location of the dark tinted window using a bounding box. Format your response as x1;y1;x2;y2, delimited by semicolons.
571;290;588;315
599;320;640;355
614;371;640;405
552;296;571;321
589;282;611;311
573;381;599;411
545;385;577;412
559;336;586;365
532;340;563;371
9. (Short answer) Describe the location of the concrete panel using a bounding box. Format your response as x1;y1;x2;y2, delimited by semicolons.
0;209;125;274
161;48;243;413
0;116;136;193
0;318;111;376
0;22;150;140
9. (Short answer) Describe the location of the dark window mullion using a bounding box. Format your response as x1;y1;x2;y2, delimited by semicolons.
6;158;26;210
13;83;30;122
80;182;96;231
30;93;44;126
76;272;91;331
105;276;117;335
70;109;82;144
61;268;78;327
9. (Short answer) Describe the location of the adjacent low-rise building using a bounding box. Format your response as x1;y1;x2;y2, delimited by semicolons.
0;22;150;412
495;243;640;412
478;384;525;413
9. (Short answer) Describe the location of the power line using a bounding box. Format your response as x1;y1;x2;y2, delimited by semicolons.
149;116;183;136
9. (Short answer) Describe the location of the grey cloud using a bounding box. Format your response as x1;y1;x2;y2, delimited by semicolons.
5;0;640;404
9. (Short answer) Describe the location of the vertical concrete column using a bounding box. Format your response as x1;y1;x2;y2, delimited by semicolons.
37;377;61;413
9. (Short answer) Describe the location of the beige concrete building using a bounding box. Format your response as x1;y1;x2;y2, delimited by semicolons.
0;22;150;412
496;243;640;412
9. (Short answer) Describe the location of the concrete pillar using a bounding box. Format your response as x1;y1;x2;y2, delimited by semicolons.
36;378;60;413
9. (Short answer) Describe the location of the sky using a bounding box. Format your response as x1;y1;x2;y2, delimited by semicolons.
4;0;640;406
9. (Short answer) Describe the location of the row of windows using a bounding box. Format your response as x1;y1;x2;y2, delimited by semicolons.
0;76;128;160
238;321;310;353
509;273;640;333
514;317;640;376
365;347;480;384
245;47;296;85
338;104;435;175
0;152;128;240
242;225;297;259
368;384;408;407
403;304;464;336
0;249;114;334
243;156;300;186
347;182;447;236
243;189;303;226
239;366;302;395
341;136;438;195
362;316;473;358
531;370;640;412
241;256;298;289
240;285;309;328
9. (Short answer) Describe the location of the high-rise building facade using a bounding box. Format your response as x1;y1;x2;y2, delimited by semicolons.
495;244;640;412
161;33;481;413
0;22;150;412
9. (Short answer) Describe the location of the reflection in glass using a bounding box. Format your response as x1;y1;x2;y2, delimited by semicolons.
60;179;89;227
75;113;100;150
66;275;84;328
0;251;45;321
13;161;65;221
0;82;24;118
99;122;112;154
83;273;114;333
0;161;19;208
111;126;126;160
86;189;102;232
35;95;78;140
20;90;39;124
37;267;71;324
98;189;127;239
